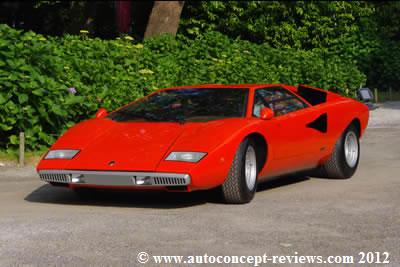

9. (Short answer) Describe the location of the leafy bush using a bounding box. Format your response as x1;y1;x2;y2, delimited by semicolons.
362;41;400;91
0;24;365;151
180;1;400;91
180;1;375;49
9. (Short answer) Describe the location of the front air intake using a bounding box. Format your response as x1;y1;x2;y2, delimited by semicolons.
39;173;71;183
152;176;188;186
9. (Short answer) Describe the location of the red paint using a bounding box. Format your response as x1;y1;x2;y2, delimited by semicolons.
37;84;369;192
260;107;274;120
95;108;108;118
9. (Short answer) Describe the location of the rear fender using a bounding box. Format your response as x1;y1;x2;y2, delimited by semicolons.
324;99;369;154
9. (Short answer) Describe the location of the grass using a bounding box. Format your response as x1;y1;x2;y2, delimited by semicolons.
0;149;47;165
0;150;18;161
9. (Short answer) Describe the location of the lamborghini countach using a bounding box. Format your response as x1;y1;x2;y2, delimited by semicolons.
37;84;369;203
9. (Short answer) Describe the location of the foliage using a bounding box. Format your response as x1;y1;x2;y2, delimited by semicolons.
180;1;375;50
2;1;400;91
6;1;117;38
0;24;365;150
180;1;400;91
363;41;400;91
33;1;62;9
373;1;400;41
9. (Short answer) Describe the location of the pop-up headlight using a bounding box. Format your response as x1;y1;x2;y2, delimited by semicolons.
165;152;207;163
44;149;80;160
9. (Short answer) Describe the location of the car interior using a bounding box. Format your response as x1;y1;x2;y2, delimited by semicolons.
253;87;308;117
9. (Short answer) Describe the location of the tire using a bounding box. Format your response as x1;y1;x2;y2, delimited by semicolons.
222;138;258;204
317;124;360;179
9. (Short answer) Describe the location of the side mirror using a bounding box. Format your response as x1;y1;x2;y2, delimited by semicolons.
260;107;274;120
95;108;108;118
357;87;373;102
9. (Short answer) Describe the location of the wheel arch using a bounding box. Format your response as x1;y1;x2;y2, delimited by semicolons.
350;117;361;137
246;133;268;173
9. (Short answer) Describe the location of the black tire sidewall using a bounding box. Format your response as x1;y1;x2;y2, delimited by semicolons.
238;139;258;201
338;125;360;178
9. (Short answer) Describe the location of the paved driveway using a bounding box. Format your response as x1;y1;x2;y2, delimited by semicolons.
0;104;399;266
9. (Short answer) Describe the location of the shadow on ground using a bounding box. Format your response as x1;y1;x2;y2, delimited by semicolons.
25;174;311;209
257;174;310;191
378;101;400;110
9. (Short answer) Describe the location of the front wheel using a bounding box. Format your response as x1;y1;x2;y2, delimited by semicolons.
221;138;258;204
318;124;360;179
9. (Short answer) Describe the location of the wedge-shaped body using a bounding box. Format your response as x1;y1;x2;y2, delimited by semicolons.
37;84;369;203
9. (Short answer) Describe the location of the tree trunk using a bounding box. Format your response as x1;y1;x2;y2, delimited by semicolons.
115;1;132;34
144;1;184;39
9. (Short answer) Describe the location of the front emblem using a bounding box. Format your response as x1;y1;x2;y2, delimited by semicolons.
108;160;116;166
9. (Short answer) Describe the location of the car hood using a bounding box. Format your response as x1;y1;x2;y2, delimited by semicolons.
47;118;257;171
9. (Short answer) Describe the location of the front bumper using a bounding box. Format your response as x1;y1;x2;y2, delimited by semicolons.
38;170;190;187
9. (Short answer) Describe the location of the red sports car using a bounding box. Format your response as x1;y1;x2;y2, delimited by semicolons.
37;84;369;203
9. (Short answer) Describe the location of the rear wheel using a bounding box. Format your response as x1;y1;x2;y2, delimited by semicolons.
222;138;258;204
318;124;360;179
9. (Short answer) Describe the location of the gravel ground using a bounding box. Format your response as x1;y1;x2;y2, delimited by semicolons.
0;102;399;266
368;101;400;128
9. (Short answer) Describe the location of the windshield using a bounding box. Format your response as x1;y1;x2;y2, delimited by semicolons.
108;88;249;123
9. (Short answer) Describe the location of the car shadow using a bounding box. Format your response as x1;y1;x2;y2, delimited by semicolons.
25;174;311;208
257;174;310;192
24;184;221;209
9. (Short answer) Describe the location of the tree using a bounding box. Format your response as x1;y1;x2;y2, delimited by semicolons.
144;1;184;38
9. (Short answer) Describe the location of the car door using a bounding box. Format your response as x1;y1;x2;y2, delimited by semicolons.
253;87;327;177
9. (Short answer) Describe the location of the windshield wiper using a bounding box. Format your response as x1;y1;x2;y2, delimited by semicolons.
110;110;161;122
142;112;163;122
171;116;186;124
147;111;186;124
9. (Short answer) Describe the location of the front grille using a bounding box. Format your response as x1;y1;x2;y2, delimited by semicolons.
38;170;190;187
39;173;71;183
152;176;188;186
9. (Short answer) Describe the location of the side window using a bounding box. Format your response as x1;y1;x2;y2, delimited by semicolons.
253;87;308;117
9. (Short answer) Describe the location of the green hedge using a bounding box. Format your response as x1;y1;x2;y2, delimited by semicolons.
0;24;365;151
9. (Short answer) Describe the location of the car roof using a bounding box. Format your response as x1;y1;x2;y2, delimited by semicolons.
161;83;294;90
